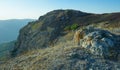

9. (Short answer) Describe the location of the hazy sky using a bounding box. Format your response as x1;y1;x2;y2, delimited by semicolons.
0;0;120;19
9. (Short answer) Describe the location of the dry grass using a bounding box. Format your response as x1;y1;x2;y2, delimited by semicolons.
0;39;84;70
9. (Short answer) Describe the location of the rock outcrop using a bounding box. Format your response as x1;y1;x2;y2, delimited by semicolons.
77;27;119;59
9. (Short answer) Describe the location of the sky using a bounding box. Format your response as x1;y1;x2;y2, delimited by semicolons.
0;0;120;20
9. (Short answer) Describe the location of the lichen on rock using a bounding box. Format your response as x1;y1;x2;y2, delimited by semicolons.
76;27;119;58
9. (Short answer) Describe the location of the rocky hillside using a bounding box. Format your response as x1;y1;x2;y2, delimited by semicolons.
11;10;120;56
0;28;120;70
1;9;119;70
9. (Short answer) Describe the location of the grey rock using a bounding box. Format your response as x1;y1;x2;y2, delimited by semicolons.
80;28;119;58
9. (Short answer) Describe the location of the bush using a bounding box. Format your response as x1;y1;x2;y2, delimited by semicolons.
64;24;79;31
71;24;79;30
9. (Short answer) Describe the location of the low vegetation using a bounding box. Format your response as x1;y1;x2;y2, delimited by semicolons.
64;23;79;31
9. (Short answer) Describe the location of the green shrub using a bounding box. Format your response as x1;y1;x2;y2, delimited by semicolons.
71;24;79;30
64;24;79;31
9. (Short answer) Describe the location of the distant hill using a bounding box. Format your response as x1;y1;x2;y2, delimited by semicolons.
0;19;35;44
0;41;15;60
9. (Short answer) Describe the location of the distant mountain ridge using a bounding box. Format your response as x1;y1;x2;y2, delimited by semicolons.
0;19;35;44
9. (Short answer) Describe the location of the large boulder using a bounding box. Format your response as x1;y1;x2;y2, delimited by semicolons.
79;27;119;58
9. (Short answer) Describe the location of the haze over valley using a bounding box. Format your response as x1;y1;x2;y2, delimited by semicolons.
0;19;34;44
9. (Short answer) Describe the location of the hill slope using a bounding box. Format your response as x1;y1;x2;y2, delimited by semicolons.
12;10;120;56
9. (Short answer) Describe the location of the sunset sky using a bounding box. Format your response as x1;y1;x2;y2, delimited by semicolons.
0;0;120;19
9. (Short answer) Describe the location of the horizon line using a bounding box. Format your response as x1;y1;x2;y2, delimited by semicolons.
0;9;120;20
